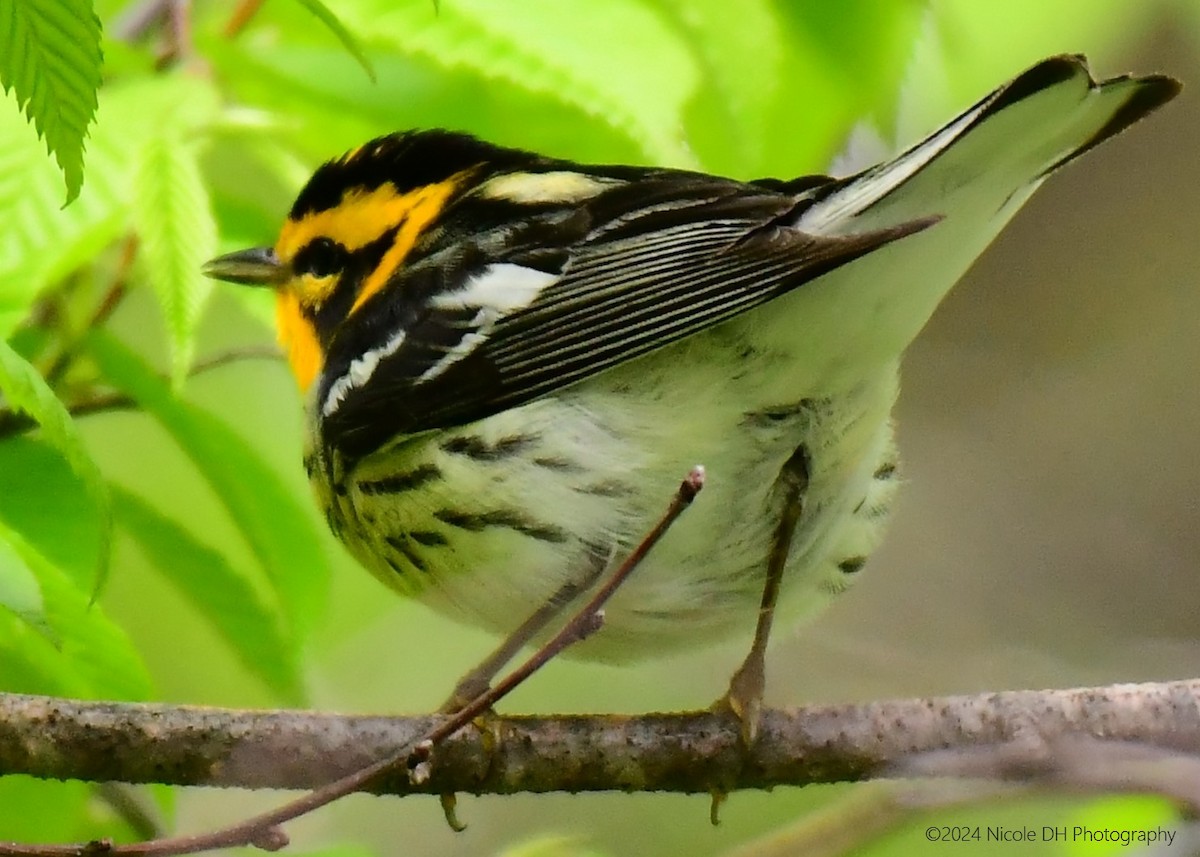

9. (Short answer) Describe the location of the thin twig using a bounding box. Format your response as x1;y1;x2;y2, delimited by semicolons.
893;734;1200;811
223;0;268;37
155;0;193;68
189;346;281;375
410;465;706;780
0;348;281;442
724;741;1200;857
43;237;138;389
94;785;165;842
0;393;137;441
111;0;171;41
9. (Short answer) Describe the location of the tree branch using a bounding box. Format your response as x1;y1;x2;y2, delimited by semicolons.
1;680;1197;796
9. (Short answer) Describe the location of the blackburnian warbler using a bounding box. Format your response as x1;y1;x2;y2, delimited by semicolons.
204;56;1177;733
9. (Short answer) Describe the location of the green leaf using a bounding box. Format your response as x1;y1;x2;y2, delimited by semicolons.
0;527;54;642
88;333;330;642
0;86;122;334
113;485;303;701
132;131;218;387
774;0;925;107
0;0;103;203
290;0;377;83
207;39;643;171
0;777;92;842
0;518;152;699
346;0;701;165
0;436;104;586
757;0;924;176
650;0;785;175
0;76;220;338
928;0;1156;105
884;1;1149;149
0;339;111;593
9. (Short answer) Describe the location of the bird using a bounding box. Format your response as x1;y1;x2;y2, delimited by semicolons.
203;55;1178;737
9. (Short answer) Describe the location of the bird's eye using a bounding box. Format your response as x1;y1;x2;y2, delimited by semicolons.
294;237;348;278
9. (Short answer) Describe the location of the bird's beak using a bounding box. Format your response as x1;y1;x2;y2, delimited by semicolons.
202;247;286;286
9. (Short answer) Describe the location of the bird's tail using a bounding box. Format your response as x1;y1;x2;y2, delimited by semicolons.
799;55;1179;235
769;55;1178;387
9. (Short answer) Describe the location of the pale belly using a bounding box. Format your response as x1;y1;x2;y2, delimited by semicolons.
308;327;902;662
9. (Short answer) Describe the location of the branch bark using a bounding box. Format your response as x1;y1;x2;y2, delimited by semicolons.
2;680;1197;796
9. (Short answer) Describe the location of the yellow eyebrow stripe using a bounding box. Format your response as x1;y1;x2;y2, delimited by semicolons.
277;184;414;260
349;175;466;315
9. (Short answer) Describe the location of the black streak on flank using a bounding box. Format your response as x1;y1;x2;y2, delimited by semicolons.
410;530;449;547
358;464;441;495
742;399;814;429
864;504;891;521
386;535;428;572
873;462;897;481
434;508;567;543
533;456;583;472
441;434;538;460
573;480;633;498
838;556;867;575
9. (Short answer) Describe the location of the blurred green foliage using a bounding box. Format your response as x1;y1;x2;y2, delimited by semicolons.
0;0;1191;853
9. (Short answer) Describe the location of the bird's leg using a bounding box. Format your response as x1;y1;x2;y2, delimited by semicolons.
431;468;704;832
440;558;607;713
717;445;809;744
435;552;608;834
411;467;706;763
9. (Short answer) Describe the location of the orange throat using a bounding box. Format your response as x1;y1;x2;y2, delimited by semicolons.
275;290;322;392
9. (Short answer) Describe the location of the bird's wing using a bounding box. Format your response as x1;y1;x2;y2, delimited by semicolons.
319;187;934;458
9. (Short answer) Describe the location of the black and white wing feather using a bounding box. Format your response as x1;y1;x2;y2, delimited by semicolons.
320;186;934;458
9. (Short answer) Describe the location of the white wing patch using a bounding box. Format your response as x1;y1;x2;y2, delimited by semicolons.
322;327;408;418
417;263;558;385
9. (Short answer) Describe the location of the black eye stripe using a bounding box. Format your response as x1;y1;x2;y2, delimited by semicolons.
310;225;404;344
294;237;349;278
353;225;402;278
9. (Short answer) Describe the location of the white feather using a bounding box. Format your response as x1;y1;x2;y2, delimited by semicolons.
418;264;558;384
432;262;558;314
321;328;407;418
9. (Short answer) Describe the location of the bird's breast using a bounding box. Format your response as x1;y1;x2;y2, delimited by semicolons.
305;329;902;659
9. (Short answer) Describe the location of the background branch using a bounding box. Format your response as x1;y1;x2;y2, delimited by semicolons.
1;680;1196;796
